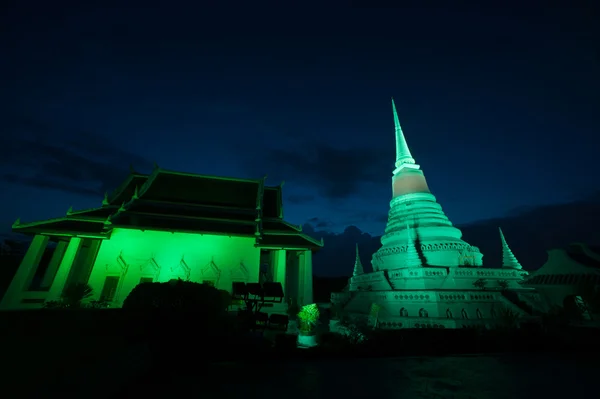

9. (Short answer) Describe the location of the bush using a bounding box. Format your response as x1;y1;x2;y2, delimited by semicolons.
43;283;105;309
122;280;233;338
123;279;231;313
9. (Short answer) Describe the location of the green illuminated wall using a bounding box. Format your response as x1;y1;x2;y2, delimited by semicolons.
87;228;261;306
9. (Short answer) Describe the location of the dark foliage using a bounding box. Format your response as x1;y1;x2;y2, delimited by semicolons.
122;279;231;313
121;279;238;365
43;283;106;309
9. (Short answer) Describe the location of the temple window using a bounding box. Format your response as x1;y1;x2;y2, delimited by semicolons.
461;309;468;319
99;276;120;302
446;308;453;318
400;307;408;317
476;309;483;319
419;308;428;318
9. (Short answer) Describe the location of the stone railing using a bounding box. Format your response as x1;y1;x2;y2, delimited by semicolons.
452;268;524;279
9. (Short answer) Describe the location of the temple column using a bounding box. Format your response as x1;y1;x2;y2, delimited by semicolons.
46;237;83;302
296;250;314;306
0;234;49;309
270;249;287;312
40;241;68;289
301;250;313;305
273;249;287;294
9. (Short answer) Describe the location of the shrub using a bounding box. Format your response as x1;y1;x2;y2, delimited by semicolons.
123;279;231;313
43;283;98;309
122;280;233;337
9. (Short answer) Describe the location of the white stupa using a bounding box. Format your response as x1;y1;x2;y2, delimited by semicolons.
331;99;545;329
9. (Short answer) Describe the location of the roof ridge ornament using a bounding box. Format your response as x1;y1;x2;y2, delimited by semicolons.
132;186;139;200
12;218;20;227
102;192;110;206
66;206;73;215
118;202;127;213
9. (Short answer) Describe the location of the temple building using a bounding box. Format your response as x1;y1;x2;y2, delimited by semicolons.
522;243;600;312
0;167;322;311
332;99;547;329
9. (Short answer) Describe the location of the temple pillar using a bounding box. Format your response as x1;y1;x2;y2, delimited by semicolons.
297;250;314;306
46;237;83;302
0;234;49;309
273;249;287;294
40;241;68;289
64;239;101;287
302;250;313;305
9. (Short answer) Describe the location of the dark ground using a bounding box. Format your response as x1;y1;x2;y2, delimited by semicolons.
113;352;594;399
3;333;597;399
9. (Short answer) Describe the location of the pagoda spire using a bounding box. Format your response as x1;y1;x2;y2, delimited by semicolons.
499;227;522;269
405;222;422;268
392;98;416;170
353;244;364;277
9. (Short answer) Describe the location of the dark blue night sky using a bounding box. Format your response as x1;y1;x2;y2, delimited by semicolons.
1;2;598;237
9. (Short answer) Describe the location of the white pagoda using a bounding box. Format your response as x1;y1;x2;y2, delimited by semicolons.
332;99;546;329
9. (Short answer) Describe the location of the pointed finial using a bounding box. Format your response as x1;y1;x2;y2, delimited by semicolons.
320;237;324;246
499;227;508;246
12;218;21;227
499;227;523;269
103;216;112;225
66;206;73;215
118;202;126;212
102;192;109;206
132;186;139;200
279;180;285;187
353;243;364;276
391;98;416;170
153;162;159;170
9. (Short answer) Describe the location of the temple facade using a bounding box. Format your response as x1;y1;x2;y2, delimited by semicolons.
1;168;322;311
332;99;547;329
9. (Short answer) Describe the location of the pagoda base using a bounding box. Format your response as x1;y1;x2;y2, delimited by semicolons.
332;277;547;330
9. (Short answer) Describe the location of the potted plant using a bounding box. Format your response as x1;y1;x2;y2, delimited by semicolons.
297;303;320;348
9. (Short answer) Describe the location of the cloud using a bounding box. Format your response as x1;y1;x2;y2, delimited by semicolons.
248;141;391;200
306;217;335;229
0;115;154;196
304;210;388;234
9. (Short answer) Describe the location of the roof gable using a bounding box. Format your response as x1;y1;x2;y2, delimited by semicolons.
139;170;261;209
